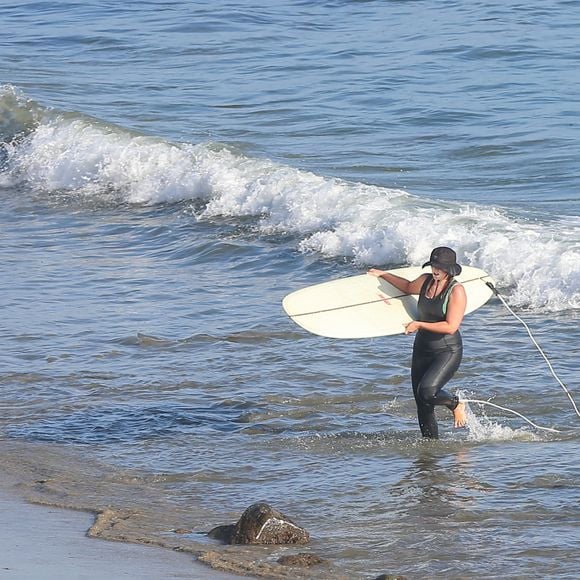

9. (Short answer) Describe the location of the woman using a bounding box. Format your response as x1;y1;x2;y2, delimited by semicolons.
369;247;468;439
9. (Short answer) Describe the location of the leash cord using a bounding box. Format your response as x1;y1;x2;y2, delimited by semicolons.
486;282;580;419
461;398;561;433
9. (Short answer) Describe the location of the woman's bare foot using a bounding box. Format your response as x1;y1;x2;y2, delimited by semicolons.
452;401;468;428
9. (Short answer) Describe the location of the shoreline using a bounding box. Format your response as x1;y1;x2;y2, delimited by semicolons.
0;483;238;580
0;439;341;580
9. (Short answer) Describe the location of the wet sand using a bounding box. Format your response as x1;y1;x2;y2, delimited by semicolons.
0;441;339;580
0;486;236;580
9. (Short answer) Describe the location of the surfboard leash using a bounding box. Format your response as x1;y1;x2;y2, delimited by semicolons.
460;398;561;433
485;281;580;420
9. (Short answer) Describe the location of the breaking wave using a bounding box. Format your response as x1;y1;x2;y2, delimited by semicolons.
1;85;578;312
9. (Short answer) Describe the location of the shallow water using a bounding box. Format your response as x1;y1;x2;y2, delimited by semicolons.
1;1;579;577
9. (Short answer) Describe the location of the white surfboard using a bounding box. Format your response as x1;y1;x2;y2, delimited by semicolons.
283;266;495;339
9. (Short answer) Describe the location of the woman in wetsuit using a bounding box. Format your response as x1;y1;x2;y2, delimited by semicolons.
369;247;468;439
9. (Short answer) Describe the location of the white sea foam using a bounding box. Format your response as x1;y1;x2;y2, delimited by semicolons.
1;86;579;313
463;402;542;442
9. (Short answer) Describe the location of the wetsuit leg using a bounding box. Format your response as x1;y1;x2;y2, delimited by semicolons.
411;350;439;438
411;344;462;439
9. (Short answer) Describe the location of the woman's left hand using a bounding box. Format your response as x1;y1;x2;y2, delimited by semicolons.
404;321;421;335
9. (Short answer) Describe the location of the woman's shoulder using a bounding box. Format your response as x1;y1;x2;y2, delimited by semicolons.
414;272;431;285
408;273;430;295
449;280;467;299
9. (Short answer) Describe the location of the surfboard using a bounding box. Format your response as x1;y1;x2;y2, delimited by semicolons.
282;266;495;339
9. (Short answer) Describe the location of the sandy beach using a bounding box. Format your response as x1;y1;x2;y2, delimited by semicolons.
0;486;236;580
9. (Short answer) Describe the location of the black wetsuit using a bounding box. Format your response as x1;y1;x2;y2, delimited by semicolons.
411;275;462;439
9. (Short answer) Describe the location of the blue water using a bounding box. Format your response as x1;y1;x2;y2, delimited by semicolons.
1;1;579;578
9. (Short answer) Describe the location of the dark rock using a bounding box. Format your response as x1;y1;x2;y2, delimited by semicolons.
208;502;310;545
277;553;327;567
373;575;408;580
207;524;235;542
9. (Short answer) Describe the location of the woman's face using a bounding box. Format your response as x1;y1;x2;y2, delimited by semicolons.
431;266;449;281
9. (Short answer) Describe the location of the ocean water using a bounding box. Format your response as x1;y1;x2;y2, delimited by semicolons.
1;1;579;578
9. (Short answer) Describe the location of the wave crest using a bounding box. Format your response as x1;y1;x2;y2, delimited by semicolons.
1;86;578;312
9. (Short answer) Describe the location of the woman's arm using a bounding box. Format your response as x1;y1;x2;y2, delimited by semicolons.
368;268;427;295
404;283;467;335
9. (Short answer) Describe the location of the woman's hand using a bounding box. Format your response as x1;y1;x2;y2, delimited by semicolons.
404;321;421;335
367;268;385;277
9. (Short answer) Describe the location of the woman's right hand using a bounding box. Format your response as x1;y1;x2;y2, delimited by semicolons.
367;268;384;278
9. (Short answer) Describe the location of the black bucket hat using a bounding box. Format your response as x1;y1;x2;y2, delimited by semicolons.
422;246;462;276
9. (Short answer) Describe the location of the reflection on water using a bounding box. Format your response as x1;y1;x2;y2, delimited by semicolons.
392;450;493;519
